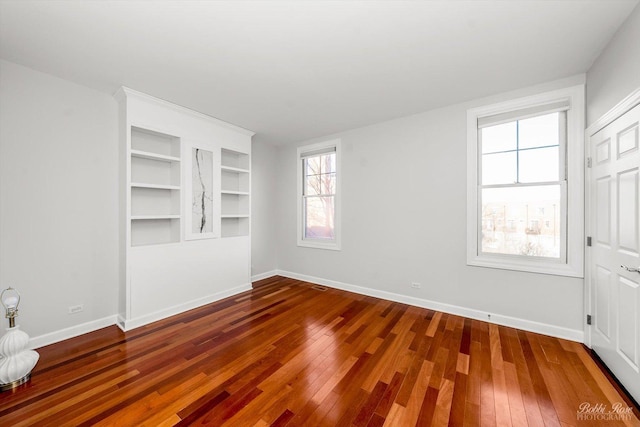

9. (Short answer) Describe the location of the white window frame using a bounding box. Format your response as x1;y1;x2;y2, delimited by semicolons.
297;139;342;250
466;85;584;277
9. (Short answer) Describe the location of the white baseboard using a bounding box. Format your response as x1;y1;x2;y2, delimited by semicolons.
119;283;252;331
29;283;254;347
276;270;584;343
29;315;118;350
251;270;279;283
27;272;584;350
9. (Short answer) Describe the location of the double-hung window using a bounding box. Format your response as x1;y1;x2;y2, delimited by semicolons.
467;86;584;277
297;139;341;250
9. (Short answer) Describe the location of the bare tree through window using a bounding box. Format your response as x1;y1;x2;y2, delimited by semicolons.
303;152;336;239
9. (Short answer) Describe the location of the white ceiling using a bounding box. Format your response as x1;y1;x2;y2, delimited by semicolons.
0;1;638;145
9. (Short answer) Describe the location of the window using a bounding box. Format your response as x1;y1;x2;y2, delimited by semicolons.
297;139;341;250
480;111;565;258
467;86;584;277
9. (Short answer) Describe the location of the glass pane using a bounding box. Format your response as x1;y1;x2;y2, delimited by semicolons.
482;152;517;185
305;196;335;240
481;185;561;258
321;172;336;195
305;157;321;176
519;146;559;183
321;153;336;174
305;175;321;196
519;112;560;149
481;121;517;154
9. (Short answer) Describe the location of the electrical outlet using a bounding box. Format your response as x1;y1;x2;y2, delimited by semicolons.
410;282;421;289
68;304;84;314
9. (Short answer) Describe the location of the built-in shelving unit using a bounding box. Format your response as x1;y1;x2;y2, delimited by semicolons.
221;148;250;238
117;87;254;332
130;127;181;246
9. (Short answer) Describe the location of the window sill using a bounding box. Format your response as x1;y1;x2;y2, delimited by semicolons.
297;239;341;251
467;255;583;278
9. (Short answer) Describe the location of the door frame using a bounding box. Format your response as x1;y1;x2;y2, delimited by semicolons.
584;86;640;348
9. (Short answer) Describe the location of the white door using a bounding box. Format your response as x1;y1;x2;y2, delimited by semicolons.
589;103;640;402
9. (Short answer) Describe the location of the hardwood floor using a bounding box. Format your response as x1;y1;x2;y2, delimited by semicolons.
1;276;638;426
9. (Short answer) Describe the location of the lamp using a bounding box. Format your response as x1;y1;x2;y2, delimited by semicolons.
0;287;39;391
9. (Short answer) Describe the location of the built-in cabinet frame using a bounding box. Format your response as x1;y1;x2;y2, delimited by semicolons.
115;87;254;331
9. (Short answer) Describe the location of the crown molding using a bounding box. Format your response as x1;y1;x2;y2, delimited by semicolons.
114;86;255;137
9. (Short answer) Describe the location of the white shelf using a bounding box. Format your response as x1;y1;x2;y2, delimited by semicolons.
221;190;249;195
221;170;249;193
131;126;180;157
131;149;180;163
131;156;180;187
131;182;180;190
131;214;180;220
221;165;249;174
221;148;250;170
221;214;250;218
131;217;181;246
221;216;249;237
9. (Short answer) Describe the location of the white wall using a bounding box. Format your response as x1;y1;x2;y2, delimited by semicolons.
0;60;119;340
275;75;587;339
251;137;279;278
587;3;640;125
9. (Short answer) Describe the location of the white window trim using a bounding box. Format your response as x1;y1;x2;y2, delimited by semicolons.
297;139;342;250
466;85;584;277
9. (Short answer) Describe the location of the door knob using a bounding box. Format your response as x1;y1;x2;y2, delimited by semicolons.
621;265;640;273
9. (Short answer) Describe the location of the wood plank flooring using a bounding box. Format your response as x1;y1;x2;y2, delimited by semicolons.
1;276;638;426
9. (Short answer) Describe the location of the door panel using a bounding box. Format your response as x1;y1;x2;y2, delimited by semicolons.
596;138;611;164
618;124;638;157
595;265;611;339
618;168;638;253
589;103;640;403
617;276;638;369
596;177;611;245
